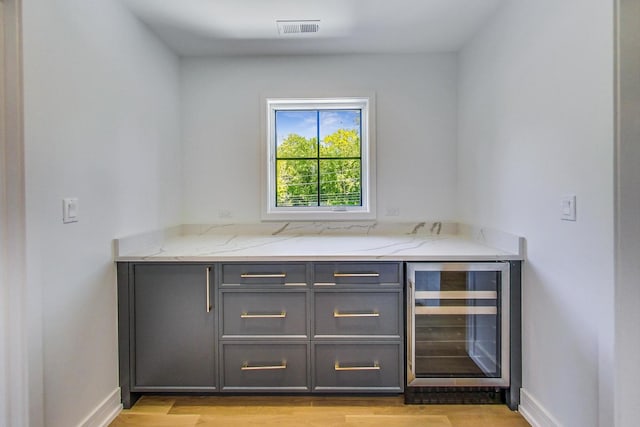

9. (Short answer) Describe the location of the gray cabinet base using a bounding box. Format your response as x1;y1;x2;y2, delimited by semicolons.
117;261;519;410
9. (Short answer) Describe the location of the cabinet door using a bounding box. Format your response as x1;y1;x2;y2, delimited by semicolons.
133;264;216;390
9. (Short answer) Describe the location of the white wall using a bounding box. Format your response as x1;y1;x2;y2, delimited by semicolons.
457;1;614;426
22;0;182;425
615;1;640;425
181;54;457;223
1;0;29;425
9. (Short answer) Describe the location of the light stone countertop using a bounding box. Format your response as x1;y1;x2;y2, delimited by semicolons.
113;222;525;262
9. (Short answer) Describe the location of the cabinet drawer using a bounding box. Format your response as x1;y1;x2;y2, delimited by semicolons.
314;291;401;337
221;343;309;391
313;263;400;286
313;343;403;391
222;263;307;286
221;291;308;337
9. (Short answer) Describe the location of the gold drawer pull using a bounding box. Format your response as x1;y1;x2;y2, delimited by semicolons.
240;273;287;278
333;272;380;278
334;362;380;371
333;310;379;318
240;312;287;319
241;362;287;371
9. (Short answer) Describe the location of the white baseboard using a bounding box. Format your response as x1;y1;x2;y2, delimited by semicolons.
77;387;122;427
519;388;562;427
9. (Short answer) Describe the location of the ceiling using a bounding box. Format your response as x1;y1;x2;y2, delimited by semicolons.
120;0;506;56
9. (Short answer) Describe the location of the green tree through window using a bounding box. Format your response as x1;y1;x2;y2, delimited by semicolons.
275;110;362;207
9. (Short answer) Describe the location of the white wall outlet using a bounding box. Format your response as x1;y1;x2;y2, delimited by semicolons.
63;198;79;223
560;195;576;221
218;209;232;219
385;207;400;216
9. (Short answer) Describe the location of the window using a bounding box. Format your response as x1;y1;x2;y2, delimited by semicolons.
263;97;375;220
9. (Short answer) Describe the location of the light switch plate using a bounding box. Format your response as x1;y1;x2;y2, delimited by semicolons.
63;198;79;223
560;195;576;221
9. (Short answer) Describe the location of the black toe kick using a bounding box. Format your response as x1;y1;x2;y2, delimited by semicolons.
404;386;506;405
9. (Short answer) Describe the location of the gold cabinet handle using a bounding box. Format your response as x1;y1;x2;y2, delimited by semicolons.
334;362;380;371
333;272;380;278
240;312;287;319
240;273;287;278
333;310;379;318
241;362;287;371
206;267;212;313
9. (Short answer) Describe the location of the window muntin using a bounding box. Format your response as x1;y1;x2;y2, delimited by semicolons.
275;109;362;207
264;97;375;220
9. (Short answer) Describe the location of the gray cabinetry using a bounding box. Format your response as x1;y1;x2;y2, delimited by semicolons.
311;262;404;392
117;261;404;407
314;262;400;286
313;342;403;391
221;343;309;391
117;263;216;408
314;291;401;337
219;263;311;392
221;290;308;338
222;263;307;286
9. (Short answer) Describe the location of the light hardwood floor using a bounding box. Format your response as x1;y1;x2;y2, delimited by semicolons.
110;395;531;427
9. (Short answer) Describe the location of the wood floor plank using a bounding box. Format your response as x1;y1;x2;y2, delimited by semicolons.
125;396;177;414
171;395;316;409
109;396;530;427
345;414;452;427
196;413;347;427
109;413;199;427
448;414;532;427
171;405;301;416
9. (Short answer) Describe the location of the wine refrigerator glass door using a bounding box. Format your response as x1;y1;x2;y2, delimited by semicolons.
407;262;510;387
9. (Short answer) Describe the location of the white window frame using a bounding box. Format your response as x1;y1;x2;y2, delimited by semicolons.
262;96;376;221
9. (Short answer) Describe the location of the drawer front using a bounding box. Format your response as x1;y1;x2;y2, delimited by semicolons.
221;291;308;337
313;263;400;286
313;343;403;391
222;263;307;286
314;291;401;337
221;343;309;391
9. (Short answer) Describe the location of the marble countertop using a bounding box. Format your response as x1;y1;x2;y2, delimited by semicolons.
113;222;524;262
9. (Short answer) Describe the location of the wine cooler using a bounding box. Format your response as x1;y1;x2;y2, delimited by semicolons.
406;262;510;389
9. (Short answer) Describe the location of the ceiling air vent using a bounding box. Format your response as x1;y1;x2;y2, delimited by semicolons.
276;20;320;36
